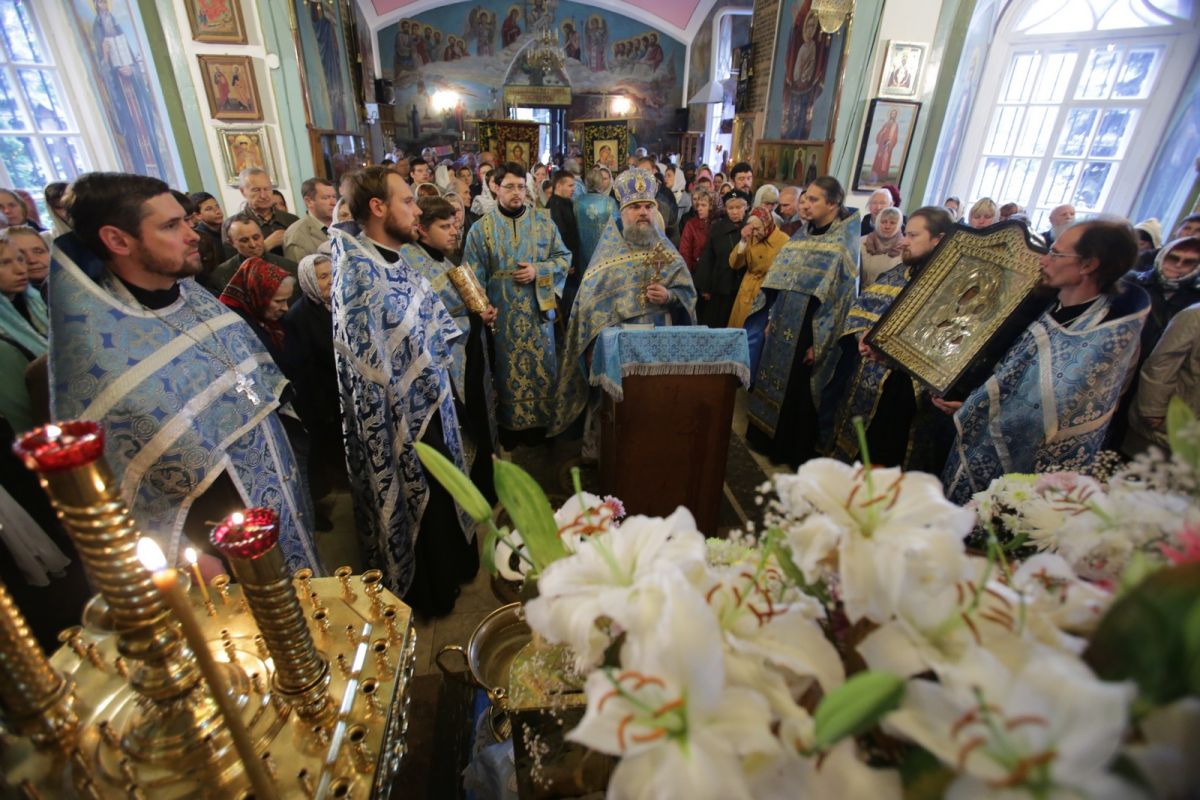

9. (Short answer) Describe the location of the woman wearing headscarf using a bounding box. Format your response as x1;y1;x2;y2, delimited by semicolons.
0;239;47;432
284;254;345;522
219;256;295;369
859;206;904;288
728;206;789;328
695;194;748;328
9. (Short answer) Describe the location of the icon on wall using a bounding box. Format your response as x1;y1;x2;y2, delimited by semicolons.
183;0;247;44
878;40;927;99
198;55;264;122
217;127;276;185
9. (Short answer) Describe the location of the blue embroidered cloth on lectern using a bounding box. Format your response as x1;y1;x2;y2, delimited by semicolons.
49;233;319;572
942;284;1150;504
589;327;751;401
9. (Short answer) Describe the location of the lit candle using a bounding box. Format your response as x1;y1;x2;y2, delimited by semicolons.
183;547;212;606
137;539;279;800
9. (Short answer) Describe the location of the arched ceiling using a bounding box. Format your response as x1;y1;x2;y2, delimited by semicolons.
356;0;721;42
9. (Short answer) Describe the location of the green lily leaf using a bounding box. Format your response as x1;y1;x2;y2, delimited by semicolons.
414;442;493;523
812;671;905;752
493;457;567;572
480;524;499;576
1167;396;1200;471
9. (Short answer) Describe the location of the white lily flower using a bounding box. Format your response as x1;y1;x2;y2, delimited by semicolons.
493;494;626;581
524;508;708;670
776;460;974;623
749;740;902;799
779;513;843;584
1010;553;1112;634
568;577;779;800
884;648;1141;800
859;556;1085;678
703;563;844;692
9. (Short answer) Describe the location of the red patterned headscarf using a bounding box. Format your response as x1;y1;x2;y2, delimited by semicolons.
749;206;776;239
219;257;290;349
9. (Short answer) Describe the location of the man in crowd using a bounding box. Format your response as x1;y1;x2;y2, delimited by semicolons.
860;188;895;236
393;156;412;183
943;218;1150;501
550;167;696;442
547;171;583;316
410;159;433;185
44;182;71;236
399;196;498;493
729;162;754;204
462;162;570;445
49;172;319;571
237;167;298;256
1040;204;1075;248
777;186;804;237
574;167;618;277
330;166;478;614
284;177;337;262
209;213;298;292
822;206;954;468
746;177;860;468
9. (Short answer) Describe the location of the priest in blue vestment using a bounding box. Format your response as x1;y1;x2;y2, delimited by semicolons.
461;161;570;444
400;195;499;494
331;167;478;615
745;177;860;469
822;207;953;469
550;167;696;440
49;172;320;572
943;219;1150;503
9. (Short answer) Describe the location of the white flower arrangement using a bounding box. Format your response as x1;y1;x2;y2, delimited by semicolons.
415;404;1200;800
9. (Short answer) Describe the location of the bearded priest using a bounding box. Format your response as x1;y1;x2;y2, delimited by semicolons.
331;167;478;616
550;167;697;441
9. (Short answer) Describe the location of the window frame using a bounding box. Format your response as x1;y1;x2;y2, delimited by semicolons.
949;0;1198;230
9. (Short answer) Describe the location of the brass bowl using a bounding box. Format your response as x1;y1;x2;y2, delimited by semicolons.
435;603;530;741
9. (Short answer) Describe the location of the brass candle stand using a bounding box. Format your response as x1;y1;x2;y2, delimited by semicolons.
0;579;78;750
5;423;417;798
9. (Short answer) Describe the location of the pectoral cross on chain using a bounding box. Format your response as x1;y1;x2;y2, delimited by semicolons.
641;243;672;305
234;372;262;406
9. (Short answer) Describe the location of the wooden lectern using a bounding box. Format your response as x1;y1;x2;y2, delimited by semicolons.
591;328;751;535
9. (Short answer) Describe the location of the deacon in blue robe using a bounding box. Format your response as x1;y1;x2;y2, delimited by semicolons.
944;282;1149;504
331;207;478;613
822;208;963;470
50;232;320;572
746;179;860;469
550;169;697;437
565;168;618;317
461;163;570;439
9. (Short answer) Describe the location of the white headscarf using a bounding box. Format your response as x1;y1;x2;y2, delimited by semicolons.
297;253;332;308
471;176;496;216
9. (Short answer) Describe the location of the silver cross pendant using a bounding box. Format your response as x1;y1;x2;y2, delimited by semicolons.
234;372;262;406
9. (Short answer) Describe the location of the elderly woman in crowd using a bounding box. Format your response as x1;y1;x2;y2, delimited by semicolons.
728;206;790;328
0;239;47;432
695;193;748;328
968;197;997;228
860;206;905;287
679;188;715;272
284;254;344;524
219;256;295;367
753;184;781;221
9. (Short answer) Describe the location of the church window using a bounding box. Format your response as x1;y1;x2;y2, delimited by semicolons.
951;0;1195;231
0;0;88;217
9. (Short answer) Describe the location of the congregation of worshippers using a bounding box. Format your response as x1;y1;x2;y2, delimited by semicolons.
2;0;1199;647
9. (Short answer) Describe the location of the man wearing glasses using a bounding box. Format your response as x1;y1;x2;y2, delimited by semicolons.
462;162;571;445
942;218;1150;503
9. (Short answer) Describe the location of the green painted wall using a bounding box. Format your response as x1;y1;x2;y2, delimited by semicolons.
136;0;211;190
256;1;316;194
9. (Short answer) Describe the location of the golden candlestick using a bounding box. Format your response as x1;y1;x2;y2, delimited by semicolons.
11;422;229;764
211;509;332;720
0;579;78;749
139;539;280;800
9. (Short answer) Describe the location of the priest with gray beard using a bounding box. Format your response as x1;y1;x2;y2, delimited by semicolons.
550;168;697;439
